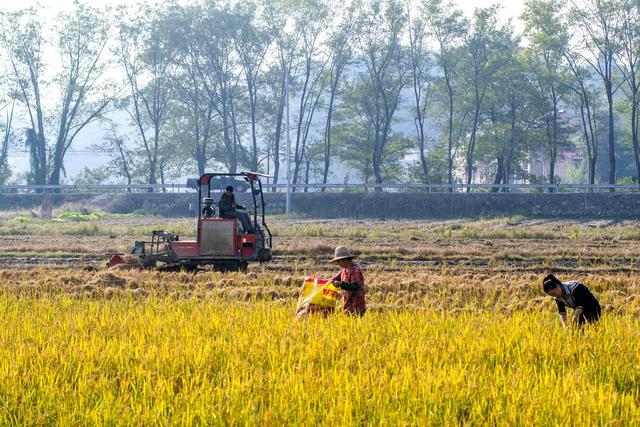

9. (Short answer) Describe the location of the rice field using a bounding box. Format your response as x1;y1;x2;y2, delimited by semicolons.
0;214;639;425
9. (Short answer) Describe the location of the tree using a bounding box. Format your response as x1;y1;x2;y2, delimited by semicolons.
615;0;640;183
170;3;219;176
233;2;273;173
463;6;507;190
0;2;113;186
0;8;46;186
352;0;408;189
479;39;534;191
571;0;622;187
261;2;301;190
523;0;572;188
290;0;331;189
194;3;248;174
74;166;112;185
100;126;136;189
321;1;358;190
564;49;600;185
115;3;177;187
423;0;468;188
407;0;433;183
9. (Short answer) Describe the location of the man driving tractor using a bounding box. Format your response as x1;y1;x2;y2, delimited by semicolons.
219;185;255;233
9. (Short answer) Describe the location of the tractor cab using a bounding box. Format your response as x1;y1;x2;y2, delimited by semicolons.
194;172;272;263
113;171;272;272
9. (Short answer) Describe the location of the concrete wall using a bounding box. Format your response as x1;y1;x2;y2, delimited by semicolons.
280;192;640;219
1;191;639;219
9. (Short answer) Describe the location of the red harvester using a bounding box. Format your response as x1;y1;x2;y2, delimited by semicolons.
108;171;272;272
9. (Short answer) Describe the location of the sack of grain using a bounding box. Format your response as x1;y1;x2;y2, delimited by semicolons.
295;277;339;318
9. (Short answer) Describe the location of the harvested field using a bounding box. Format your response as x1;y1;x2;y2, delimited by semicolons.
0;214;639;424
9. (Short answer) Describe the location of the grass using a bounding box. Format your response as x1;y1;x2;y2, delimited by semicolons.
5;214;640;241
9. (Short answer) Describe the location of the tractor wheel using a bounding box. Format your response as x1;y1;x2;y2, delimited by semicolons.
156;262;198;272
181;263;200;273
239;261;248;273
213;261;247;273
142;258;157;269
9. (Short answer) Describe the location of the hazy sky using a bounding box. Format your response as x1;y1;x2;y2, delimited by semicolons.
3;0;527;29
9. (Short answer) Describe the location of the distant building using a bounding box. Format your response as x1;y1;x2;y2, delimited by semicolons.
472;151;583;185
527;151;583;183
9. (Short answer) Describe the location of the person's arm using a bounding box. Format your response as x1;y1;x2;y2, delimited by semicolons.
338;266;364;291
570;283;592;323
571;308;583;325
229;195;245;209
339;282;360;291
331;271;342;282
556;300;567;328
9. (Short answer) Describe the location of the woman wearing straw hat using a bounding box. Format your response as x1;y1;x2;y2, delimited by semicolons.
330;246;367;316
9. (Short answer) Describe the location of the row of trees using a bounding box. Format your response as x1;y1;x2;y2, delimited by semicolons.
1;0;640;189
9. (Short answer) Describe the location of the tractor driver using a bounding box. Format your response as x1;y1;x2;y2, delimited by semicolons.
219;185;255;233
202;198;215;218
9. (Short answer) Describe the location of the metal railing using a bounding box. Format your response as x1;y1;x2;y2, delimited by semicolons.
1;183;640;193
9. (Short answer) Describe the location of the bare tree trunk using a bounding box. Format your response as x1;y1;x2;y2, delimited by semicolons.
0;101;13;183
413;77;429;183
606;87;615;189
268;67;287;192
292;57;313;190
504;98;517;193
492;156;504;192
633;99;640;184
322;77;339;192
465;87;483;192
250;88;258;171
548;102;558;192
445;72;455;190
579;95;597;188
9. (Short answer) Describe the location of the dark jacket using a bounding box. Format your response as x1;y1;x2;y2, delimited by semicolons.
555;281;601;323
219;192;242;216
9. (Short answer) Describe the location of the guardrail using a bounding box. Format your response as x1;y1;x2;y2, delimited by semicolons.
1;183;640;193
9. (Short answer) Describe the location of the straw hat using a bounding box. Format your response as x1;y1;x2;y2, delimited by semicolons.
330;246;357;263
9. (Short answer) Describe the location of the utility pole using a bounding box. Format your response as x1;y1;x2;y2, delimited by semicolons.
285;65;291;215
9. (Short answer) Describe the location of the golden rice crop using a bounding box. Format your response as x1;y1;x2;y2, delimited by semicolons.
1;217;640;425
2;268;640;315
0;296;638;426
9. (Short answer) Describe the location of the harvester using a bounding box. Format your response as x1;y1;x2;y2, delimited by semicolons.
108;172;272;272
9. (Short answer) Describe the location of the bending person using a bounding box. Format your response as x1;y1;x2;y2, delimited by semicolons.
219;185;255;233
543;273;601;328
